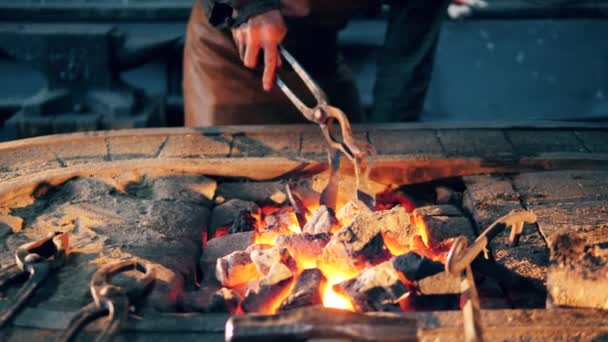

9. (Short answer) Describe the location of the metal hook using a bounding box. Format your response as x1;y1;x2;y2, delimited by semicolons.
445;210;537;342
446;210;537;275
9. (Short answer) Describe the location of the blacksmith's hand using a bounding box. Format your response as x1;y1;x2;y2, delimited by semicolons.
231;9;287;92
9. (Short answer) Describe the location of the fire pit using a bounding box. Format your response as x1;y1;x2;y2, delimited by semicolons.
1;124;607;340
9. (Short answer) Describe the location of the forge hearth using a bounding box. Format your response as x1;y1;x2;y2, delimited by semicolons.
1;124;608;341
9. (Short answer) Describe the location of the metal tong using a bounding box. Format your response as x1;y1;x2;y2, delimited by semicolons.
277;47;376;211
0;232;69;328
59;260;155;342
445;210;538;342
276;46;363;162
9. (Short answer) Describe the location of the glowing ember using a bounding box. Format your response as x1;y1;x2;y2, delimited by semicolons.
319;268;356;311
413;216;431;246
214;225;230;238
288;223;301;234
255;231;277;246
376;190;417;212
297;257;317;271
323;286;354;311
304;204;320;220
208;184;462;315
382;230;410;256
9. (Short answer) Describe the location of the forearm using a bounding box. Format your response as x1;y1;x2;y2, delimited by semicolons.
281;0;380;30
201;0;280;27
307;0;378;16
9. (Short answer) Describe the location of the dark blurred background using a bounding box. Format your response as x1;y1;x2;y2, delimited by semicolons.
0;0;607;141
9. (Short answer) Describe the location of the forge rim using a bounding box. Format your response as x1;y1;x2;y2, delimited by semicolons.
2;126;608;339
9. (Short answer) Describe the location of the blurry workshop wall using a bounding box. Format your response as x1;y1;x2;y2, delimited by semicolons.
0;0;607;140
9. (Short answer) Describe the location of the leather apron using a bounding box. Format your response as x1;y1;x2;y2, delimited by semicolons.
183;2;364;127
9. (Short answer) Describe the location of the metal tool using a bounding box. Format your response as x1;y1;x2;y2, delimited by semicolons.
319;149;341;212
58;259;155;342
445;210;538;342
0;232;69;328
353;145;378;210
277;47;363;162
446;210;537;275
285;182;309;229
277;47;376;210
226;306;418;342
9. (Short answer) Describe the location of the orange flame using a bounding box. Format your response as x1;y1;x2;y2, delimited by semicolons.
218;186;453;315
413;215;430;246
319;268;355;311
323;286;354;311
265;279;297;315
254;231;277;246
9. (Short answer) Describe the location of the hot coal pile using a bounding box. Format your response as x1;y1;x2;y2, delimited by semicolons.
196;178;481;314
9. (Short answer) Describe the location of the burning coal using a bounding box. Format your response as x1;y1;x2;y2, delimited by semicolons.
205;183;468;315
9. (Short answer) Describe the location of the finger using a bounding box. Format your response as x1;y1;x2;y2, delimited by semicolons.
232;29;246;61
262;44;279;91
244;43;260;69
238;30;246;61
243;32;260;69
277;51;282;68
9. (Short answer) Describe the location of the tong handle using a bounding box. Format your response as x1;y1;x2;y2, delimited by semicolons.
276;46;329;123
0;264;21;287
58;297;129;342
276;46;328;121
0;232;68;328
59;260;155;342
0;260;51;328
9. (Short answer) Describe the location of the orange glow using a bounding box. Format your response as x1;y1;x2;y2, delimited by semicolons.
214;225;230;239
409;217;452;262
296;256;318;271
408;235;449;263
319;268;355;311
323;286;354;311
267;279;297;315
329;223;343;234
254;231;277;246
254;215;301;245
412;215;430;246
261;205;281;216
375;190;417;212
216;187;450;315
304;204;319;221
288;223;301;234
382;231;410;256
